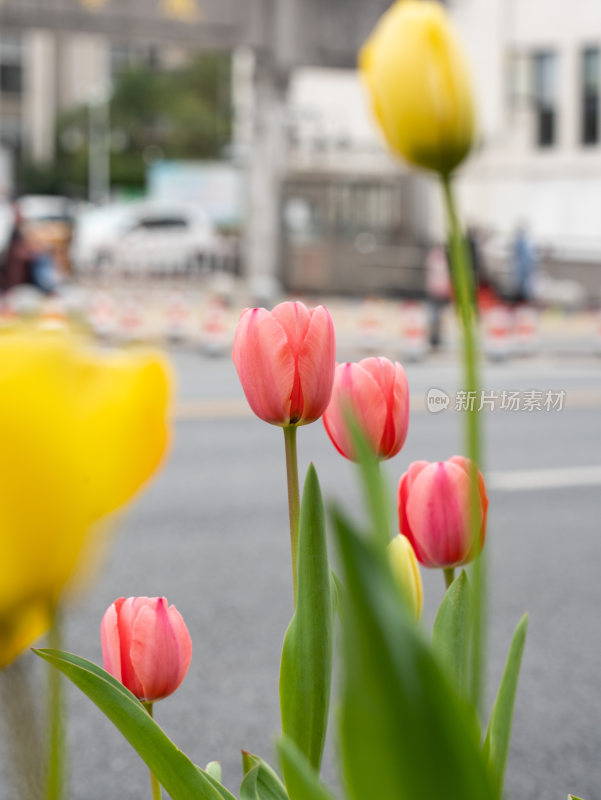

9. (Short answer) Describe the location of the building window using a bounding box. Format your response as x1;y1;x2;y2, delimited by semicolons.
533;51;557;147
0;35;23;95
0;112;22;155
581;47;600;145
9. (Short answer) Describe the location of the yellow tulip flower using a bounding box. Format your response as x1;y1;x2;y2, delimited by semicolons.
388;534;423;619
360;0;475;175
0;330;171;667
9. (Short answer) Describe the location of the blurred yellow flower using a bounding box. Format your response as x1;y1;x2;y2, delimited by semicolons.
388;534;423;619
0;331;171;667
161;0;200;22
360;0;475;175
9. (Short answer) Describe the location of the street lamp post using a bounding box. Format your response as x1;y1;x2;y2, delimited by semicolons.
88;84;110;205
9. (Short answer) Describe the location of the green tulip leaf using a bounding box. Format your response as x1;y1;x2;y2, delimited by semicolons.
332;508;498;800
277;736;338;800
279;464;334;795
240;752;288;800
198;768;239;800
330;570;344;615
345;411;390;546
432;569;474;697
34;649;231;800
483;613;528;793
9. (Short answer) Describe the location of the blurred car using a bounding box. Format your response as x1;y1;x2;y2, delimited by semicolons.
71;201;220;278
71;203;138;274
17;194;76;224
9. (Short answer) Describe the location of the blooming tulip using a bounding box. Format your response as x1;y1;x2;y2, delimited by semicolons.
232;301;335;426
0;330;170;667
323;358;409;461
360;0;475;175
398;456;488;568
387;534;423;619
101;596;192;702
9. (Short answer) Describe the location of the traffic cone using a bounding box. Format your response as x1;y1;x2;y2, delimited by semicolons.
39;297;68;330
514;305;539;356
356;298;386;353
201;300;228;356
399;302;428;361
164;290;191;342
119;295;145;342
89;291;117;339
483;305;512;361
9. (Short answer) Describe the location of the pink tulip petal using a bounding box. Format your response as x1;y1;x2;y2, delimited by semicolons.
346;364;387;454
232;308;295;425
297;306;336;423
117;597;147;698
448;454;489;548
100;600;122;682
361;358;409;458
407;462;472;567
323;362;386;460
272;302;313;421
388;362;410;456
166;604;192;688
323;367;354;459
271;302;311;355
360;356;395;387
398;461;430;561
130;598;181;702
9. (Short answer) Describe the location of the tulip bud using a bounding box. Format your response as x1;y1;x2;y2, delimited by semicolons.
323;358;409;462
101;596;192;703
387;534;423;619
360;0;475;175
232;301;336;427
398;456;488;568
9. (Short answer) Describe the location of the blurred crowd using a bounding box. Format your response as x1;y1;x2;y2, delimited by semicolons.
0;201;67;295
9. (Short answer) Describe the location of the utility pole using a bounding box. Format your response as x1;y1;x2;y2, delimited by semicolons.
88;83;110;205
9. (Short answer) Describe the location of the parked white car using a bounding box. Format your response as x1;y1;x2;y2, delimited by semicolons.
71;202;220;278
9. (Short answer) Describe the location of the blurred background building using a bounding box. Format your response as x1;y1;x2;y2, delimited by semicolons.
452;0;601;302
0;0;599;305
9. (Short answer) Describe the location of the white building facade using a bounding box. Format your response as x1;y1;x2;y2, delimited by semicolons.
279;1;601;295
453;0;601;257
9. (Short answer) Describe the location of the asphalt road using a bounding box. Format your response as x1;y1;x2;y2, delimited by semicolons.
1;349;600;800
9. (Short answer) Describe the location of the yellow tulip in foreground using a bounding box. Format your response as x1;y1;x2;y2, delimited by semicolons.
0;330;171;667
360;0;475;175
387;534;423;619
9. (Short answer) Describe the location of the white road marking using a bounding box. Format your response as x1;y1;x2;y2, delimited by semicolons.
176;388;601;420
488;465;601;491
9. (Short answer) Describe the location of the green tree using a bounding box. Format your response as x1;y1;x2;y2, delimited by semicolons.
20;50;231;196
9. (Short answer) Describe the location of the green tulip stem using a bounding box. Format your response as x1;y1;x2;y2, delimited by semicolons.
441;172;486;719
1;658;44;799
142;703;162;800
283;425;301;604
45;606;66;800
443;567;455;590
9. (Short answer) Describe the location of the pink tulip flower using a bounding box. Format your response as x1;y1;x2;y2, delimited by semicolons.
397;456;488;568
232;301;336;426
323;358;409;461
101;596;192;703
